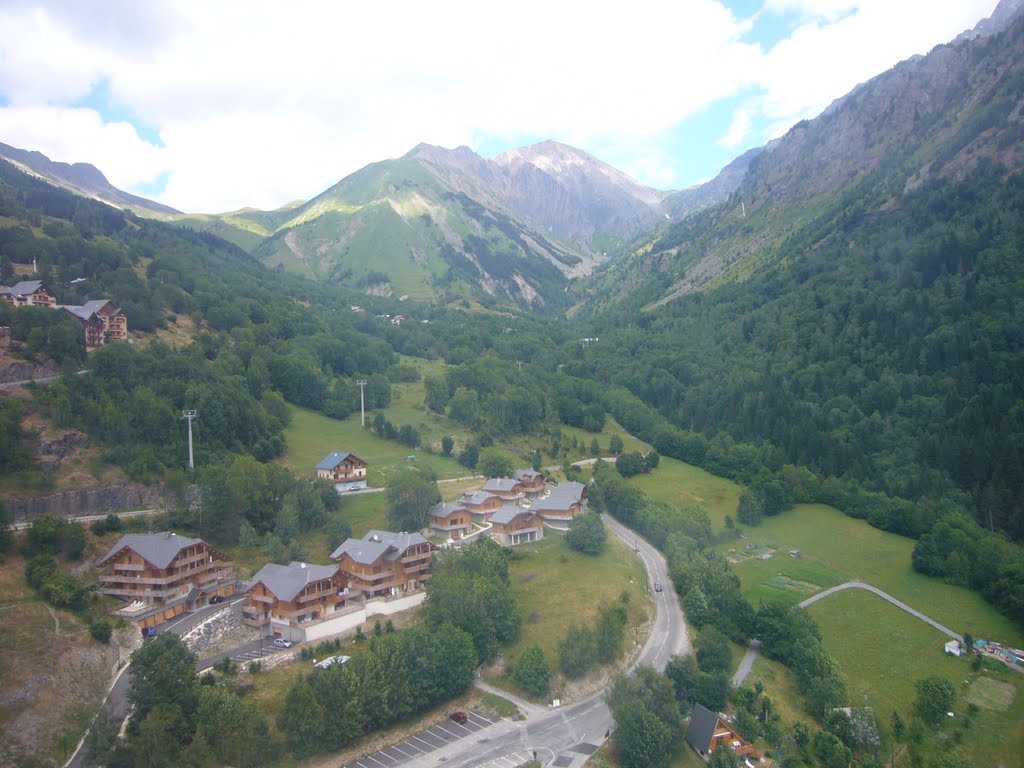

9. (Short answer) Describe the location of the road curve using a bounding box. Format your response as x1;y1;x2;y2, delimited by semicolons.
429;513;690;768
732;580;963;688
798;581;962;641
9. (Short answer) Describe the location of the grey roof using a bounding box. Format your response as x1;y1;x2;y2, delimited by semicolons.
249;561;338;602
489;507;537;526
460;490;500;506
316;451;354;470
533;483;585;512
6;280;46;296
330;529;427;564
100;532;205;569
482;478;523;493
429;502;466;519
512;469;543;483
685;704;720;754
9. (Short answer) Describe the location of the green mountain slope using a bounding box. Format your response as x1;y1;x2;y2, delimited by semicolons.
572;7;1024;540
0;142;180;218
254;151;586;310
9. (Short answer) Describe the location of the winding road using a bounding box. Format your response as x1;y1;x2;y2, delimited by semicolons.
732;580;962;686
343;514;690;768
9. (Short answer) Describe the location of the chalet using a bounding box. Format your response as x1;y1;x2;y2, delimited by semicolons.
98;532;235;627
331;530;434;599
481;478;526;502
489;507;544;546
512;469;546;497
59;299;129;346
458;490;503;522
685;704;763;764
242;561;353;643
315;451;368;491
532;481;588;521
428;501;472;540
0;280;57;308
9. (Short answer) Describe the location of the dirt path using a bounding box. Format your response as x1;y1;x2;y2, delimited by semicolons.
732;580;962;686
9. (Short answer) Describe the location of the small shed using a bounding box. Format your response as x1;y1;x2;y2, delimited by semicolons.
944;639;963;657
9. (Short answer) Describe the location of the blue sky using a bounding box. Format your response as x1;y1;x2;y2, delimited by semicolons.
0;0;1001;212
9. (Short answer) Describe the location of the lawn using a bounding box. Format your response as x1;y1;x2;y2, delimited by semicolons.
807;587;1024;768
499;530;650;682
722;504;1024;647
280;404;467;484
629;457;741;528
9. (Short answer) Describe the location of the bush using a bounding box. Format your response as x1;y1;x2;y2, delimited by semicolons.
90;619;114;644
91;514;123;536
512;645;552;698
25;554;59;589
565;512;607;556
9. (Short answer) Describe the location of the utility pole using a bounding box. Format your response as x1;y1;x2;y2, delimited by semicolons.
357;380;367;427
516;360;524;371
181;410;197;469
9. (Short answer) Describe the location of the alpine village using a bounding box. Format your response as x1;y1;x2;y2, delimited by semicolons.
2;4;1024;768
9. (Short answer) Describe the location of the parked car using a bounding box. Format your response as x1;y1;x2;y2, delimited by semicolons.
210;595;225;604
450;711;468;725
653;581;663;592
272;638;293;649
141;626;158;638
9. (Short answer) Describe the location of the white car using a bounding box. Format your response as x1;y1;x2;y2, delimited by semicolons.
272;638;293;649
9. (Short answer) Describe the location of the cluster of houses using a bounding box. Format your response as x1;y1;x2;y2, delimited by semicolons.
0;279;128;348
97;454;590;643
97;527;435;642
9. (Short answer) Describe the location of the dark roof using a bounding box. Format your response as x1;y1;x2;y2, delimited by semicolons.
460;490;500;506
429;501;466;519
7;280;47;296
482;478;523;493
330;529;427;564
685;704;720;755
248;561;338;602
489;507;537;526
512;469;543;483
99;531;204;569
316;451;354;470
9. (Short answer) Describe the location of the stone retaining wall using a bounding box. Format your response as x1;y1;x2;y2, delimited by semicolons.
4;482;164;523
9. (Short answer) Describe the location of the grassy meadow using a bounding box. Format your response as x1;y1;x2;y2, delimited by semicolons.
629;456;741;528
723;503;1024;646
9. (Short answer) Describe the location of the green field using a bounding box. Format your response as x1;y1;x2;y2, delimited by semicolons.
495;531;651;696
808;587;1024;768
722;504;1024;647
629;457;741;528
281;403;467;484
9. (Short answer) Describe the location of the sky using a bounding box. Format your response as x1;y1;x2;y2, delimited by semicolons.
0;0;1001;213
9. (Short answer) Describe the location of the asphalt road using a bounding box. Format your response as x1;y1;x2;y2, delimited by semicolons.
395;513;691;768
66;511;689;768
65;597;250;768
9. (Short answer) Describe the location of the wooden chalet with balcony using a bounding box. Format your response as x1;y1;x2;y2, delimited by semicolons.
489;507;544;546
428;501;472;540
481;478;526;502
0;280;57;308
532;481;588;521
458;490;503;522
316;451;368;491
330;530;435;600
98;532;235;627
512;469;546;497
685;704;763;764
242;561;354;642
59;299;128;347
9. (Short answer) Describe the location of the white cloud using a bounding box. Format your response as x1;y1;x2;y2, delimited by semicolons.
717;107;753;148
0;106;168;189
0;0;1004;210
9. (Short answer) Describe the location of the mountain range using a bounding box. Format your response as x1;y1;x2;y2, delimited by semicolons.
2;0;1022;317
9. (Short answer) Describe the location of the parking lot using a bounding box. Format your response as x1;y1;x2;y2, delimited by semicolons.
343;710;499;768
